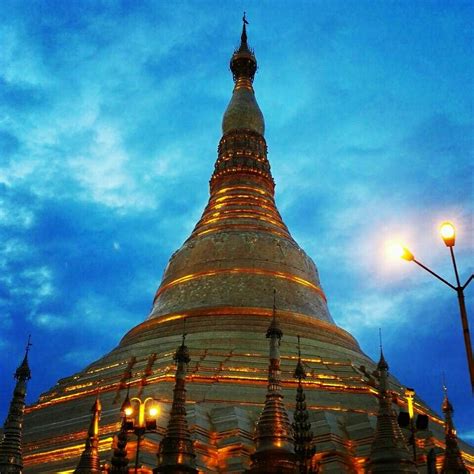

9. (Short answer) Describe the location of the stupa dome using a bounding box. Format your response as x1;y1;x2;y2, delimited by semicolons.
19;19;474;474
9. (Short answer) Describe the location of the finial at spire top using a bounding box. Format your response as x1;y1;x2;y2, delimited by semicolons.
15;335;32;381
294;335;306;380
377;328;388;371
267;289;283;340
174;323;190;364
182;317;187;346
25;334;32;356
241;12;249;45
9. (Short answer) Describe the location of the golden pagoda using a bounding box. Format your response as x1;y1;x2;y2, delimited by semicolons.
20;20;474;474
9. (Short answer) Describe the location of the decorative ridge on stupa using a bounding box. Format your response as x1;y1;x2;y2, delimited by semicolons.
366;349;418;473
441;384;468;473
74;393;102;474
293;335;316;473
247;291;297;473
0;337;32;473
155;330;197;473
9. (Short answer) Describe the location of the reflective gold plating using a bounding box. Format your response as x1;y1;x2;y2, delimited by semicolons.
154;267;327;302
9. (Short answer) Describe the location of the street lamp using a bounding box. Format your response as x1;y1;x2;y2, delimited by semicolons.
394;222;474;392
397;388;429;463
121;393;159;473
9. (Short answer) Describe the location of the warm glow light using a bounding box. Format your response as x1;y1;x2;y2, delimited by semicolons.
148;406;159;417
405;388;415;419
124;406;133;417
388;242;414;261
440;221;456;247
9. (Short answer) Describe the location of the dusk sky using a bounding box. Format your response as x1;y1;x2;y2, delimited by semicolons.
0;0;473;441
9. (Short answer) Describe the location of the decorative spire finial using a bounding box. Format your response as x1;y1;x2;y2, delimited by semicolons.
74;395;102;473
267;289;283;341
366;349;417;473
155;330;196;473
440;382;468;473
293;335;316;473
377;328;388;372
0;339;33;472
26;334;32;355
293;335;305;381
242;12;249;43
248;292;296;472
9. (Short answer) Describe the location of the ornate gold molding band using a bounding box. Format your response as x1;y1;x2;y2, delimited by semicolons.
191;223;291;239
153;267;326;302
214;185;271;197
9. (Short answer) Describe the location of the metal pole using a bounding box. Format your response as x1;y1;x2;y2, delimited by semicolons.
456;287;474;393
134;432;141;474
410;419;417;464
413;251;474;392
449;246;474;393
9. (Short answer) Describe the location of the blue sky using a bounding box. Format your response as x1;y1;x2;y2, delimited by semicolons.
0;0;473;441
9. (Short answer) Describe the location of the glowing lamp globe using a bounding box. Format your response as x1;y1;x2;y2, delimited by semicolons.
440;222;456;247
389;243;414;262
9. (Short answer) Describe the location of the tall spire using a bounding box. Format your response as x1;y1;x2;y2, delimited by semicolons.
440;384;468;473
247;291;297;473
155;330;197;473
292;336;316;473
366;348;418;473
0;337;32;473
74;393;102;474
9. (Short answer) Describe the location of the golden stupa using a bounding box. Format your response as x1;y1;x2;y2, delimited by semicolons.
21;22;473;474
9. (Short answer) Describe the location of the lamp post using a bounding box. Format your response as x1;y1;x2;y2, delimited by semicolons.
397;388;429;463
121;393;159;474
393;221;474;392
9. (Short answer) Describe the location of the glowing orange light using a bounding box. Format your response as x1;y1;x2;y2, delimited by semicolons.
148;406;159;417
388;242;414;261
124;406;133;417
440;221;455;247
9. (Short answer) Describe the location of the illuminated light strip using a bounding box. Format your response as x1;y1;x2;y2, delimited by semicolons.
154;268;326;301
212;193;274;206
206;200;281;216
198;213;286;230
192;223;291;239
24;437;113;465
204;203;283;220
200;207;282;222
209;194;276;208
196;214;287;230
214;185;271;197
126;306;358;347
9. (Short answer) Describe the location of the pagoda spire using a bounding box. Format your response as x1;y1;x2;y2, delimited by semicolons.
366;345;418;473
189;16;293;244
440;384;468;473
155;330;197;473
74;393;102;474
292;336;316;473
247;291;297;473
0;337;32;473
